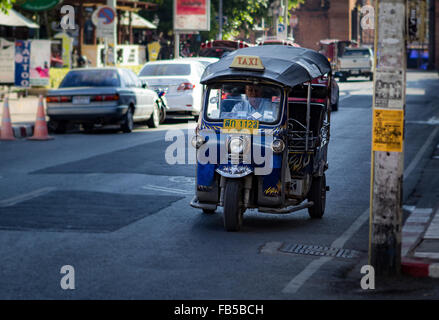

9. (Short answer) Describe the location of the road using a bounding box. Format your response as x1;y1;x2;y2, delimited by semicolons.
0;71;438;300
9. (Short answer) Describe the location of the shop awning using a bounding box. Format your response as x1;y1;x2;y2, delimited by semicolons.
121;12;157;29
0;8;40;29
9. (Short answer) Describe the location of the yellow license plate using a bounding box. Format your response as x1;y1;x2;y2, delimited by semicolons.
223;119;259;132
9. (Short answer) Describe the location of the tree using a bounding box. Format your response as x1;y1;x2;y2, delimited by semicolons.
140;0;304;42
0;0;15;13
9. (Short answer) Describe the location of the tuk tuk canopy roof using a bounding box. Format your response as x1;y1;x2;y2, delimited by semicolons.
200;45;331;88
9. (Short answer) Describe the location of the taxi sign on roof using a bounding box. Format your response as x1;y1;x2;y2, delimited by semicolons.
230;55;264;71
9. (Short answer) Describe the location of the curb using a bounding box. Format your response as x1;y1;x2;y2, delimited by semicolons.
401;207;439;278
0;124;34;139
402;258;439;278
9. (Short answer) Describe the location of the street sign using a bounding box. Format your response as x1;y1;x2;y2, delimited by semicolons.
277;23;287;40
92;6;116;40
290;15;298;27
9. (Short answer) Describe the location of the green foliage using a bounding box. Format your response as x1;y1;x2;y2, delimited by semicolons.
139;0;305;42
0;0;15;13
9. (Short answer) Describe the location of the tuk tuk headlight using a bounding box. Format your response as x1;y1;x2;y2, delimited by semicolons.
191;135;205;149
271;139;285;153
229;137;244;154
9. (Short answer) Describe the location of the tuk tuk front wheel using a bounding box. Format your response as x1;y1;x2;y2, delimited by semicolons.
308;174;326;219
202;208;216;214
223;179;243;232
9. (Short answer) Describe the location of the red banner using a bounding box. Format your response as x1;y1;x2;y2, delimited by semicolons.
176;0;206;15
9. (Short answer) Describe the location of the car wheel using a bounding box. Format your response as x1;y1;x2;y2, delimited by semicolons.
49;120;67;134
159;103;166;124
307;174;326;219
146;102;160;128
121;107;134;133
82;123;94;133
202;208;216;214
223;179;244;232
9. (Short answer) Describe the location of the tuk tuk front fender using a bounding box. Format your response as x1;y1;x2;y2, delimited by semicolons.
216;164;253;178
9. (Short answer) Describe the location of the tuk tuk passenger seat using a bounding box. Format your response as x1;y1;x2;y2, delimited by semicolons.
288;102;325;136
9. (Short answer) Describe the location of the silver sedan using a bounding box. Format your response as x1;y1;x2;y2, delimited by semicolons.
46;67;161;133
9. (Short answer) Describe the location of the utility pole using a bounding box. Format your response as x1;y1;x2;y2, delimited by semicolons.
428;0;435;69
106;0;117;66
218;0;223;40
284;0;289;38
369;0;407;276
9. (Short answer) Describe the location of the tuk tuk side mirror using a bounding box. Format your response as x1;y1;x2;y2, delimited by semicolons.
141;80;148;89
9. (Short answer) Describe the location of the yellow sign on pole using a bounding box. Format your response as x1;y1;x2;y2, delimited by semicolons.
148;41;161;61
372;109;404;152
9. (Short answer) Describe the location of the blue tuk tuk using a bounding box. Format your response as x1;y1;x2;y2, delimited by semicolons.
190;45;333;231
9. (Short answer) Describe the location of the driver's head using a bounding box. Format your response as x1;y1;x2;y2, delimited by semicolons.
245;85;263;98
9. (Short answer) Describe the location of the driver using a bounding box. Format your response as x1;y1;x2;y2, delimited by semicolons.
231;85;275;120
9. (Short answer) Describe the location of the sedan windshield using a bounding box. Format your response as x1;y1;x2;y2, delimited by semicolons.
206;83;282;124
139;64;191;76
59;70;120;88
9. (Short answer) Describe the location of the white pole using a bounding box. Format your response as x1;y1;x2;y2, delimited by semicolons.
174;32;180;58
218;0;223;40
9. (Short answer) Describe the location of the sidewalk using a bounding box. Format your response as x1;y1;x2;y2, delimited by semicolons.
0;94;40;138
402;139;439;278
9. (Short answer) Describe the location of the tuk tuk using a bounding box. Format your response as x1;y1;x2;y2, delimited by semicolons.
190;45;333;231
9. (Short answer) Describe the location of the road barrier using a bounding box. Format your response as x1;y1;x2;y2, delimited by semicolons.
0;97;16;141
28;95;53;141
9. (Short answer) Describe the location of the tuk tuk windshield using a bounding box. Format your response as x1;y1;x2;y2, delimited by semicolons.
205;83;282;124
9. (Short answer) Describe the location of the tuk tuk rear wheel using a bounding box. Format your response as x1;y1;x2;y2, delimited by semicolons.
308;174;326;219
223;179;243;232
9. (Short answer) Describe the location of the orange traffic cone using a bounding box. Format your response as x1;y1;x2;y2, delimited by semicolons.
1;96;16;141
28;95;53;141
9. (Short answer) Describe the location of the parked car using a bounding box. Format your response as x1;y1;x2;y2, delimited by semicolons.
138;59;207;120
335;47;373;82
199;40;251;58
318;39;357;71
46;67;161;133
179;57;219;68
257;37;300;47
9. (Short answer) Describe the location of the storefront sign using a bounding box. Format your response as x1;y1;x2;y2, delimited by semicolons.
54;32;73;69
174;0;210;31
17;0;61;11
0;38;15;84
15;40;31;87
29;40;51;86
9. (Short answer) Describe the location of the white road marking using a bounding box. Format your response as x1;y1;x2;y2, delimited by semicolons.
142;184;192;195
339;93;352;102
0;187;56;208
282;125;439;294
404;127;439;178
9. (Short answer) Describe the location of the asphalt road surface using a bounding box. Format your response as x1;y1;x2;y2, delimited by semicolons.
0;72;438;300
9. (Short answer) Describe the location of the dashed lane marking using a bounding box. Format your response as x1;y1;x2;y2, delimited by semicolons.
0;187;56;208
142;185;193;195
